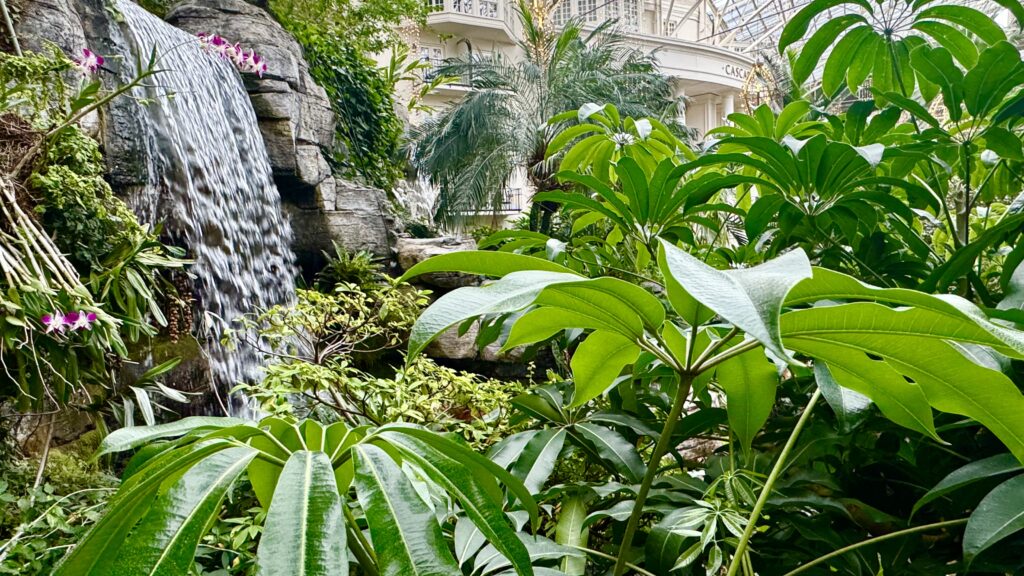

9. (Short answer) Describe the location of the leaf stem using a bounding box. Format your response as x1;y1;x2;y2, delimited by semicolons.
344;501;379;573
691;326;739;370
696;338;760;373
571;544;658;576
612;372;694;576
780;518;968;576
725;387;822;576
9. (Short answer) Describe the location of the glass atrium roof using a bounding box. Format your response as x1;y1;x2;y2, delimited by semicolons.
690;0;1010;54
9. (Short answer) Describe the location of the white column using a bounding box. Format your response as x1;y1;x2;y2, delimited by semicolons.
704;96;720;133
722;91;735;118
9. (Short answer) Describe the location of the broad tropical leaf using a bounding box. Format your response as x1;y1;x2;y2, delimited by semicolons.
104;446;257;575
782;303;1024;460
813;361;872;433
353;444;462;576
375;431;535;576
659;240;812;361
964;474;1024;561
717;348;778;454
914;453;1023;515
569;331;641;407
407;271;581;358
398;251;575;283
256;451;348;576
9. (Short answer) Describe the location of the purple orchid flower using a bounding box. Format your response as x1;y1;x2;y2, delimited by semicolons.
72;48;104;76
195;33;267;77
69;311;98;331
41;311;67;334
40;310;99;334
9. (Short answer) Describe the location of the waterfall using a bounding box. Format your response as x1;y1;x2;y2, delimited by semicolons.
116;0;296;414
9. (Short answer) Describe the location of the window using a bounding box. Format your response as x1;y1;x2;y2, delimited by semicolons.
426;0;443;12
607;0;620;21
553;0;572;25
665;19;676;35
419;46;444;80
479;0;498;17
577;0;597;22
453;0;473;14
623;0;639;30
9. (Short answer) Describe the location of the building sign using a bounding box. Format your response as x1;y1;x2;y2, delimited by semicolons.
723;63;748;80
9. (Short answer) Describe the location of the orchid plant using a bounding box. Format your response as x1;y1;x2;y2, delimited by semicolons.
40;310;99;334
70;48;104;76
197;33;268;77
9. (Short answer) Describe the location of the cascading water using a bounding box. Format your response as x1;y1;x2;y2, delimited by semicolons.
116;0;295;413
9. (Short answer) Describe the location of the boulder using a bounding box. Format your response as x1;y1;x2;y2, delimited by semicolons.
395;236;479;289
425;322;525;363
285;179;394;275
9;0;87;54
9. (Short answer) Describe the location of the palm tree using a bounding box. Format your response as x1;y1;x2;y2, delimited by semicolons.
410;0;678;231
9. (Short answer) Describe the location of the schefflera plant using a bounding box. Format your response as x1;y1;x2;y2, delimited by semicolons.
52;417;539;576
401;243;1024;576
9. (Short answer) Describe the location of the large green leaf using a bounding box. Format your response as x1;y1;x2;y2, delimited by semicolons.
248;418;304;509
106;446;257;575
570;331;641;407
570;423;645;483
375;425;539;526
963;41;1024;118
407;270;581;359
913;453;1022;516
398;251;575;283
256;451;347;576
53;440;235;575
917;5;1006;46
717;348;778;454
779;0;871;52
792;14;867;85
964;474;1024;562
782;303;1024;460
659;240;812;361
535;277;666;337
353;444;461;576
910;45;965;121
95;416;248;456
376;431;533;576
813;361;872;433
786;267;1024;358
509;428;567;494
657;246;712;327
555;494;589;576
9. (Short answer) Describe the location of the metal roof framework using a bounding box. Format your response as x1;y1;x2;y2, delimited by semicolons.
669;0;1008;56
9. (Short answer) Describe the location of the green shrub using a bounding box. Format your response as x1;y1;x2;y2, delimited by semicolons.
29;126;144;270
0;441;116;576
280;22;403;190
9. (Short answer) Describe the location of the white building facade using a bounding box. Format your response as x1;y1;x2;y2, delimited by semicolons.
413;0;756;138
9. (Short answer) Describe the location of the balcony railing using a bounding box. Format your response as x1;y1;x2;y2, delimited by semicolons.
428;0;503;20
498;187;524;213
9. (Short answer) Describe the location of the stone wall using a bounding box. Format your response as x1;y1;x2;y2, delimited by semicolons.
165;0;394;264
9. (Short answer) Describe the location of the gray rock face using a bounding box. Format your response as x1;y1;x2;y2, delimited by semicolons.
285;179;394;268
13;0;156;192
14;0;396;264
166;0;394;261
10;0;87;53
165;0;335;196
